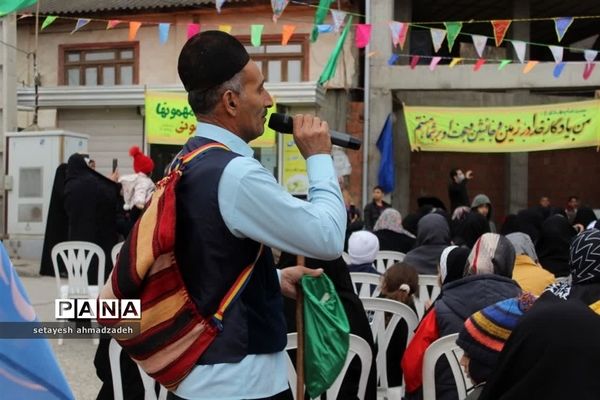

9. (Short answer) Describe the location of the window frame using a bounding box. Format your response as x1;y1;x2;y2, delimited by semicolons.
237;34;309;82
58;41;140;86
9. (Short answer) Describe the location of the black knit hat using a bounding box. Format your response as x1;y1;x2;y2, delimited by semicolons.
177;31;250;93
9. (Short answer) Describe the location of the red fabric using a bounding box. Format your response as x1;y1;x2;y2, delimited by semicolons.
130;145;155;174
401;308;440;394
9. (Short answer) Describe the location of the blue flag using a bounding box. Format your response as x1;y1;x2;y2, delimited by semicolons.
0;243;74;400
376;114;395;193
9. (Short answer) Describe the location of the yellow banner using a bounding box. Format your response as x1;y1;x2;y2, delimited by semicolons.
404;100;600;152
145;91;276;147
281;137;308;195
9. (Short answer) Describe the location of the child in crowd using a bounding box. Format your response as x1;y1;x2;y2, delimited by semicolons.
347;230;380;274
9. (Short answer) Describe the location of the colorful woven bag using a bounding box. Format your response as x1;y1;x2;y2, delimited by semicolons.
98;142;262;390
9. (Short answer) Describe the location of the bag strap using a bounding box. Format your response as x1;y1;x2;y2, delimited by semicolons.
167;142;230;175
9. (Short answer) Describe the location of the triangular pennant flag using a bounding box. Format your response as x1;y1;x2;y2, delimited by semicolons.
128;21;142;41
318;15;352;84
311;0;334;42
272;0;290;22
430;28;447;53
317;24;334;33
498;59;512;70
472;34;487;58
158;23;170;45
474;58;486;71
398;23;409;50
107;20;122;29
512;41;527;63
251;24;264;47
388;53;400;66
410;55;420;69
355;24;372;48
18;14;32;20
331;9;347;32
187;23;200;39
41;16;57;30
549;45;563;63
444;22;462;52
218;24;232;34
553;62;566;78
491;20;511;46
429;56;442;71
389;21;408;48
71;18;90;34
584;50;598;63
282;24;296;45
523;60;539;74
554;17;573;42
216;0;227;13
583;62;596;80
449;57;462;68
367;51;378;58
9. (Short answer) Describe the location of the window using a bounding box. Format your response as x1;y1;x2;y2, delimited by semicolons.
241;35;308;83
59;42;139;86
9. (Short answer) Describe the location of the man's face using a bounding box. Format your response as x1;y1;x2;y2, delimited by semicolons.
477;204;490;217
568;198;579;209
373;188;384;201
540;197;550;208
235;61;273;142
454;169;465;183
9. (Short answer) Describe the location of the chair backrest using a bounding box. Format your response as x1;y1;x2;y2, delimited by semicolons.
112;242;124;267
342;251;352;265
360;297;418;395
422;333;469;400
350;272;382;298
285;332;372;400
414;274;441;320
109;339;168;400
374;251;405;274
51;241;105;298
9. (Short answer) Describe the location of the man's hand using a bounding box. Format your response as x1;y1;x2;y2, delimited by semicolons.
465;170;474;180
292;114;331;159
280;266;324;299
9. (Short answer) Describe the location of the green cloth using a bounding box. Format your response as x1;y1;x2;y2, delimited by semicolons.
0;0;37;16
302;274;350;398
318;15;352;85
310;0;334;42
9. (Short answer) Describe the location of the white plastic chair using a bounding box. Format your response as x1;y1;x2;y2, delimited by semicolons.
52;241;106;345
374;251;406;274
422;333;469;400
350;272;382;298
360;297;418;399
112;242;124;267
342;251;352;265
414;274;441;320
285;332;372;400
109;339;168;400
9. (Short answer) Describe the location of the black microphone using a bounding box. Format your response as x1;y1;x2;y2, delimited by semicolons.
268;113;362;150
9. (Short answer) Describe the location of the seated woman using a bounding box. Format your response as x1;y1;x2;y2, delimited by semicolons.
506;232;555;296
404;214;451;275
373;208;416;254
347;230;380;274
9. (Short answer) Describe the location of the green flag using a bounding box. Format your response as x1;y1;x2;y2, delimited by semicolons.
0;0;37;16
311;0;334;42
302;274;350;399
41;15;57;30
444;22;462;52
318;15;352;85
251;24;264;47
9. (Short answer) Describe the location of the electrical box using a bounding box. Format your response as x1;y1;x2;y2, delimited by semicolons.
5;130;88;259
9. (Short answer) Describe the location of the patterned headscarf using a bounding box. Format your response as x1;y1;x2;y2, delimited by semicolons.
374;208;415;238
465;233;516;278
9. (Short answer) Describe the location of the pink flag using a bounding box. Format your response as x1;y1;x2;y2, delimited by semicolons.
410;55;420;69
473;58;486;71
429;56;442;71
355;24;372;48
107;20;122;30
583;63;596;80
187;23;200;39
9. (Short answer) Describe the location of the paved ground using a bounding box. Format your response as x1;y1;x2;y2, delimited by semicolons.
17;261;102;400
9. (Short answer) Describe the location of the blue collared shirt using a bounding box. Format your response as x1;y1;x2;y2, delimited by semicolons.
175;122;346;399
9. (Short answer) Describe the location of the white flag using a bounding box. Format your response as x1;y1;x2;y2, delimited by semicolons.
388;21;404;47
331;9;347;32
216;0;226;13
430;28;446;53
471;35;487;58
549;45;563;63
512;41;527;64
584;49;598;63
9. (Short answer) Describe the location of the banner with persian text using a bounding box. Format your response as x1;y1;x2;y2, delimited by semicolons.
404;100;600;152
145;91;276;147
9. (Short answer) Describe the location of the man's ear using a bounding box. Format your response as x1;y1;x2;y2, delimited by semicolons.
223;90;238;115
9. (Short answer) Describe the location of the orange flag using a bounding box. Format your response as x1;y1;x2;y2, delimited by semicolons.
523;60;539;74
128;21;142;41
282;24;296;45
491;20;511;47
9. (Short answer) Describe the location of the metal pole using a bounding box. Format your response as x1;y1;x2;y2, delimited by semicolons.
362;0;371;208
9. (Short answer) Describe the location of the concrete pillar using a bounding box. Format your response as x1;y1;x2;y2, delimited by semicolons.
506;0;530;214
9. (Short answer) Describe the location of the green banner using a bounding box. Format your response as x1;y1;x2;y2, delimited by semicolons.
404;100;600;152
145;91;276;147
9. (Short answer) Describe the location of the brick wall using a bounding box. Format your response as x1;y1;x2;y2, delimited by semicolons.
345;101;365;209
409;152;507;225
528;147;600;209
